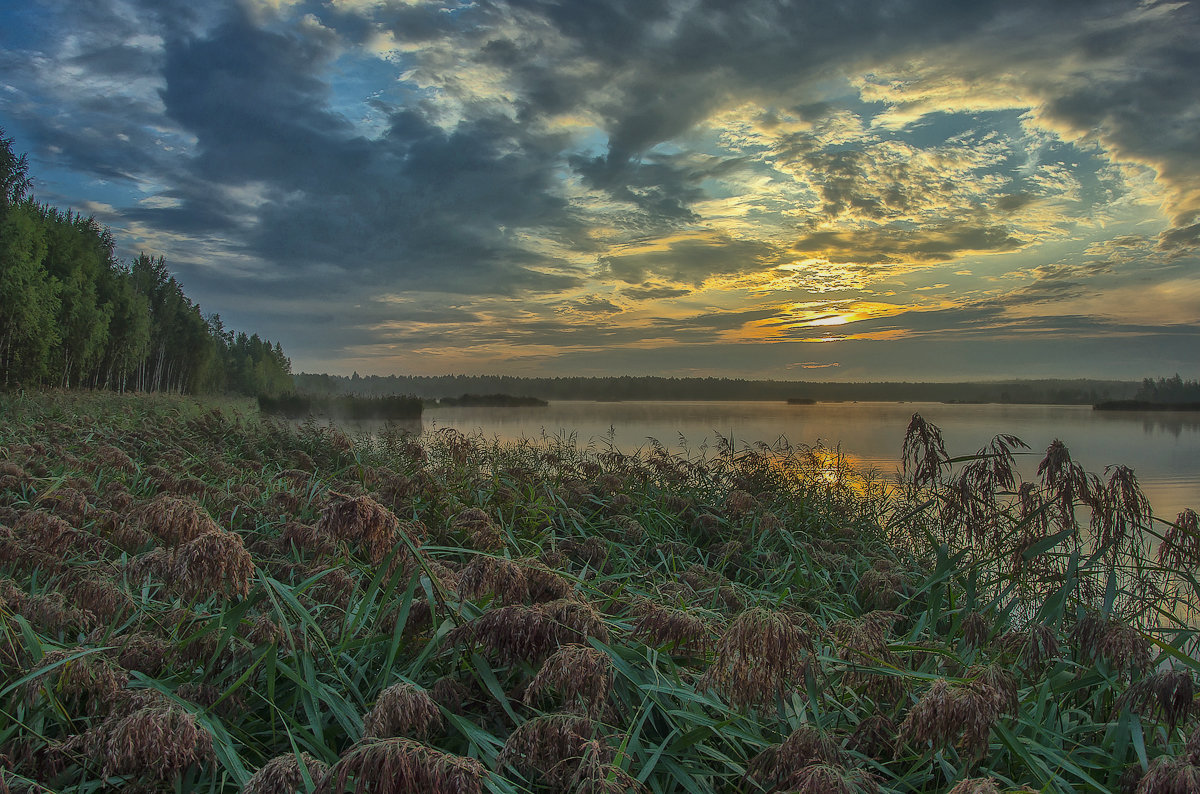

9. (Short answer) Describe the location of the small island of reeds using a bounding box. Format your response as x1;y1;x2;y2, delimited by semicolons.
1;390;1198;793
786;397;816;405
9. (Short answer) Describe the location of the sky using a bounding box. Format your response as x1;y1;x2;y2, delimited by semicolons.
1;0;1198;380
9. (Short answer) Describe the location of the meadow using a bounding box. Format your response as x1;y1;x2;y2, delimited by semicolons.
0;391;1198;793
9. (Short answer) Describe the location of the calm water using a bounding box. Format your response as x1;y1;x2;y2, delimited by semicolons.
366;401;1200;520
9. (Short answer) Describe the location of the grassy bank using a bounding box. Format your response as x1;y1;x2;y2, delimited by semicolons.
0;391;1198;793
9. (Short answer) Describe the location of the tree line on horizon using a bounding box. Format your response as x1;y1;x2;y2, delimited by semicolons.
1135;374;1200;404
0;130;291;395
294;371;1142;404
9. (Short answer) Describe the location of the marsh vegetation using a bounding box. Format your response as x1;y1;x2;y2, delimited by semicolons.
0;392;1198;793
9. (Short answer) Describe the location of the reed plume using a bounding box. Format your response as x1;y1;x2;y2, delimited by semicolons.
703;607;813;708
447;599;608;663
499;713;598;789
362;681;442;740
329;738;485;794
317;494;399;563
98;703;215;780
242;751;329;794
902;413;948;487
630;599;720;654
524;644;613;717
1160;509;1200;570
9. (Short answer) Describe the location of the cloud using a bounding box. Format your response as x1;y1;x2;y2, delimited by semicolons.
2;0;1198;377
792;223;1023;265
601;233;782;285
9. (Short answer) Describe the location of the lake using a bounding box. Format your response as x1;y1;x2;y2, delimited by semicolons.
366;401;1199;521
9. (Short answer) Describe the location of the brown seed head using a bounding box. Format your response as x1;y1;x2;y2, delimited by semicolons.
703;607;813;708
100;705;214;779
363;682;443;740
136;495;221;546
24;648;126;714
318;495;400;563
171;529;255;600
1134;757;1200;794
747;725;846;791
1117;669;1196;734
242;751;330;794
1161;508;1200;569
946;779;1003;794
902;413;948;487
630;600;720;655
500;713;598;787
329;738;485;794
524;644;613;717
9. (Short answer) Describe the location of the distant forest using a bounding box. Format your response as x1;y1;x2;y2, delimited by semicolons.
1135;375;1200;404
294;372;1141;405
0;131;290;394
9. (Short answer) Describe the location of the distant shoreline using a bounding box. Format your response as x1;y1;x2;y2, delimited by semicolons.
1094;400;1200;412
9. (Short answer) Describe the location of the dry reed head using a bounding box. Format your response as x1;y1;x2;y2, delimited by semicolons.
451;507;505;551
747;725;846;791
242;751;330;794
1070;614;1150;675
849;712;896;759
1160;509;1200;569
317;495;399;563
278;522;337;557
857;565;908;611
329;738;485;794
630;600;719;655
38;487;89;523
458;556;529;604
702;607;812;708
171;529;255;600
568;738;643;794
13;511;87;557
99;704;214;780
1036;440;1091;530
447;599;608;664
1133;757;1200;794
990;626;1052;673
24;648;127;714
1116;669;1196;733
67;575;132;624
524;644;613;717
136;495;220;546
1091;465;1153;560
499;713;599;788
961;611;990;650
362;681;442;740
902;413;948;486
897;667;1016;760
779;763;879;794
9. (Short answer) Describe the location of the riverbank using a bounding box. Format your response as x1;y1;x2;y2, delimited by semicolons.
0;391;1197;792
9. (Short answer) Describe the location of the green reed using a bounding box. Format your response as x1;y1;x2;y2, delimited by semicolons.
0;391;1197;793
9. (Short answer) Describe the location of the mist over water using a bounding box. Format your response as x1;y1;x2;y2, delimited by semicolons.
349;401;1200;520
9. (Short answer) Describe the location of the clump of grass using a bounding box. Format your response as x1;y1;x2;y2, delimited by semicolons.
3;392;1199;794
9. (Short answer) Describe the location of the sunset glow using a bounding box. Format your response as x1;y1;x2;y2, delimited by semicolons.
1;0;1197;378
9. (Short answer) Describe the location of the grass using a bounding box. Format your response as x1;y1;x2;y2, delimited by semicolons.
0;390;1198;793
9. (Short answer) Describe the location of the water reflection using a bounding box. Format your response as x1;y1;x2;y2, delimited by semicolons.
337;401;1199;519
